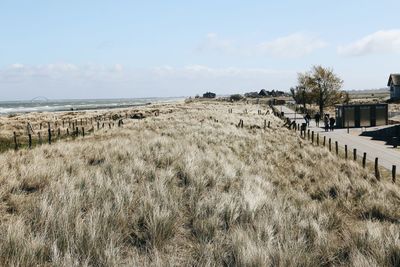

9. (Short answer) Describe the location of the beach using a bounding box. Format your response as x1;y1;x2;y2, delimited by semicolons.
0;99;399;266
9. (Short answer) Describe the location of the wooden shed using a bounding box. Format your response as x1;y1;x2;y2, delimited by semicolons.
335;103;388;128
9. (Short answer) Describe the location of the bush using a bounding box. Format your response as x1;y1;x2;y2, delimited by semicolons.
230;94;244;101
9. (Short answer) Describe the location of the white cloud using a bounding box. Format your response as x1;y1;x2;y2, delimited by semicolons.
257;33;327;58
0;63;296;100
197;32;327;58
338;29;400;56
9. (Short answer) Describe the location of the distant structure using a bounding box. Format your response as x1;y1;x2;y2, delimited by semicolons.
203;92;216;98
244;89;287;98
259;89;268;96
388;74;400;100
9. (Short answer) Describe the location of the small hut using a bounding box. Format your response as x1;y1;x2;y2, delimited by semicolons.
335;103;388;128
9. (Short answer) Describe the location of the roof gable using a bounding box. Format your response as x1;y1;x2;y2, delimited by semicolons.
388;74;400;86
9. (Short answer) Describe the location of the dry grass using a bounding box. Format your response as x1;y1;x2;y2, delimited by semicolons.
0;101;399;266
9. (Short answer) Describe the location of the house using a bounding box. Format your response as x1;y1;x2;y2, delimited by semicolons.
388;74;400;100
259;89;268;97
203;92;216;98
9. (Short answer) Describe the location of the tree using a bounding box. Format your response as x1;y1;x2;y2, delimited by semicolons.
298;65;343;114
290;86;311;110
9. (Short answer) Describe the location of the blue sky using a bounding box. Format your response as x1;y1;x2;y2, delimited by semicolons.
1;0;400;100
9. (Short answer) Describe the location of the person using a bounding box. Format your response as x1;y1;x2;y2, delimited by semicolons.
304;113;311;127
324;114;329;132
329;116;336;131
314;112;321;127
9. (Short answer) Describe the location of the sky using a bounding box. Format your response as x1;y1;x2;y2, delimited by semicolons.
1;0;400;100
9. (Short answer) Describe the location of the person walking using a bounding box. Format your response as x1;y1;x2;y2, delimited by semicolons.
324;114;329;132
314;112;321;127
304;113;311;127
329;116;336;131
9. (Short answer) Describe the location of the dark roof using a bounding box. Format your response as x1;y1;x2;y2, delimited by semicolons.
388;74;400;86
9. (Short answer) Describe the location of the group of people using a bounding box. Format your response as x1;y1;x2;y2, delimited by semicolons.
304;112;335;131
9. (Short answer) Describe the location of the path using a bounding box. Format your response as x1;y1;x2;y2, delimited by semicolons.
276;105;400;170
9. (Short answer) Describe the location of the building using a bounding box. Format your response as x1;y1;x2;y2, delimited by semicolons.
335;103;388;128
388;74;400;100
202;92;216;98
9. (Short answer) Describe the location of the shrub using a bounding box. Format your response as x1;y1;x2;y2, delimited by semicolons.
230;94;244;101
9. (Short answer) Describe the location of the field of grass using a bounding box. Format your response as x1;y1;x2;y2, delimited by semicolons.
0;100;399;266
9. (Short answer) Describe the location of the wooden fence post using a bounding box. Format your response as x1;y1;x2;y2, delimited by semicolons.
353;148;357;161
375;158;380;181
82;127;85;137
75;127;79;136
335;141;338;155
317;133;319;146
345;145;348;159
13;132;18;150
323;136;326;146
67;128;69;136
48;123;52;145
362;153;366;168
268;121;270;128
392;165;396;183
307;129;310;140
329;138;331;151
264;120;266;130
311;131;314;144
28;133;32;149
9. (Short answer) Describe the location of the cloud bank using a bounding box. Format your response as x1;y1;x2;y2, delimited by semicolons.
338;29;400;56
0;63;296;100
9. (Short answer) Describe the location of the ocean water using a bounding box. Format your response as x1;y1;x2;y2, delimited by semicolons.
0;97;184;115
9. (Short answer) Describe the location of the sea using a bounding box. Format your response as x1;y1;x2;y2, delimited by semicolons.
0;97;185;115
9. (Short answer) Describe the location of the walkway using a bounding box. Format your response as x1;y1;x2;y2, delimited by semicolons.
276;105;400;170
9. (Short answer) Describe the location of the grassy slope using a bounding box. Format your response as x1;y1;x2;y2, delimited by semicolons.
0;101;399;266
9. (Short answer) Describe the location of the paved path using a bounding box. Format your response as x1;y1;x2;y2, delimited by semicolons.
276;105;400;170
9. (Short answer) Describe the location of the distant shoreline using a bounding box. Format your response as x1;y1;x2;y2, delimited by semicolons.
0;97;185;116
